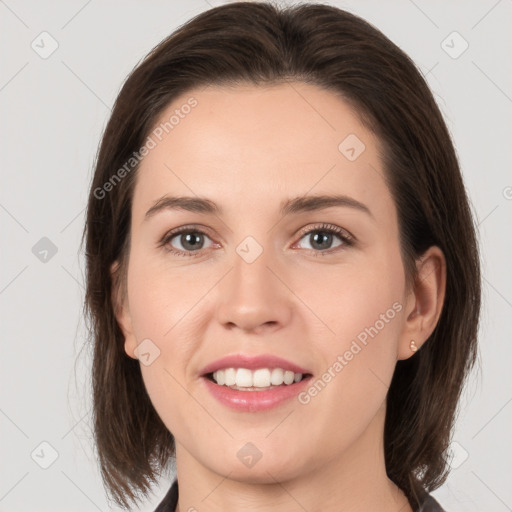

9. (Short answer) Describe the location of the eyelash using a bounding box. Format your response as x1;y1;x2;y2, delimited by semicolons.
159;223;355;258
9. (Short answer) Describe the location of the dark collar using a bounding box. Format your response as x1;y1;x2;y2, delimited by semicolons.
153;479;178;512
418;491;446;511
153;479;446;511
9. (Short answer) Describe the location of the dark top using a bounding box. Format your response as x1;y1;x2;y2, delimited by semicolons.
154;479;446;511
154;479;178;512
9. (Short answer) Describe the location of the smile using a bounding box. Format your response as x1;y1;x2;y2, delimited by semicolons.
209;367;305;390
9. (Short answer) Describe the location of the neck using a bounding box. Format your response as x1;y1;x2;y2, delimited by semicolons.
174;404;412;512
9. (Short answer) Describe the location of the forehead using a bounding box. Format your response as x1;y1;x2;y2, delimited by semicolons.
133;82;393;220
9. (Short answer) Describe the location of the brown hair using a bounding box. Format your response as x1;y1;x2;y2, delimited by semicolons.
82;1;480;509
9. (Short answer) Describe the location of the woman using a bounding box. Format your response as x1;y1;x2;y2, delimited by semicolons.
83;2;480;511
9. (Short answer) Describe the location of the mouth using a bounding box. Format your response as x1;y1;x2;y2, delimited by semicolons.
200;353;313;389
199;354;313;411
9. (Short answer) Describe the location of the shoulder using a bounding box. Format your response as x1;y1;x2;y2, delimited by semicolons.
153;479;178;512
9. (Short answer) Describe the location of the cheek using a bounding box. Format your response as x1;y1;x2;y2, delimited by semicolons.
126;246;212;346
296;251;405;421
294;291;403;457
124;250;215;427
334;258;405;377
334;275;404;355
290;248;405;350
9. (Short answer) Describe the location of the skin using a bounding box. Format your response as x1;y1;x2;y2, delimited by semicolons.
113;82;446;512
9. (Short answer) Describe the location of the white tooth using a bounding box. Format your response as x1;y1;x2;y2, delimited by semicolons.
213;368;303;388
224;368;236;386
253;369;271;388
236;368;253;387
270;368;285;386
215;370;225;385
284;370;295;385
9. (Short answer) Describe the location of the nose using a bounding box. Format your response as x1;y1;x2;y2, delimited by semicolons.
215;240;292;334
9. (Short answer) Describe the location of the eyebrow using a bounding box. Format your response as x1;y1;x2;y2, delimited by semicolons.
144;194;373;220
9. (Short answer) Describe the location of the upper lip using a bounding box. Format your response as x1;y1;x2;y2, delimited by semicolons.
200;354;312;376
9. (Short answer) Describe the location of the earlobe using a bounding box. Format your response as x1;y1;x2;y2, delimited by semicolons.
110;261;138;360
397;246;446;360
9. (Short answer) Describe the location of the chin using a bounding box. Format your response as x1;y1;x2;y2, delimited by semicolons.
201;450;309;485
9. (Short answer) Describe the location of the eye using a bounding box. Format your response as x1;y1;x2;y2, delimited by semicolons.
293;223;354;255
160;225;216;257
159;222;354;258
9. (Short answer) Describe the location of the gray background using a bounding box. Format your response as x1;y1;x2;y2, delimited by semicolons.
1;0;511;510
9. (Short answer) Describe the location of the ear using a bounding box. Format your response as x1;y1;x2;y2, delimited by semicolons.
397;246;446;360
110;261;138;360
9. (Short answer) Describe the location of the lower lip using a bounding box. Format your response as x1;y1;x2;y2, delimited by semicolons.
201;376;312;412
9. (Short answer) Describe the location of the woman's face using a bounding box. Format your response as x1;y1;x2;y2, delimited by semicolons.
116;82;418;483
